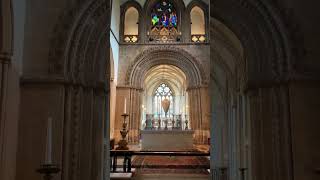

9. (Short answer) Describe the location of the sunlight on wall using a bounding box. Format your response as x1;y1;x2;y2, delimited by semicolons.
124;7;139;35
191;6;205;35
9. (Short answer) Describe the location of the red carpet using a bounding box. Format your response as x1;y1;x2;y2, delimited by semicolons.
135;168;209;175
132;155;210;170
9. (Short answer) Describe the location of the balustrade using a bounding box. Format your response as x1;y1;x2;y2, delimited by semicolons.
144;114;187;130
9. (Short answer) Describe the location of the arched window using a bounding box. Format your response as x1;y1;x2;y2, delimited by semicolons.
190;6;206;42
149;0;179;42
124;7;139;43
153;83;174;118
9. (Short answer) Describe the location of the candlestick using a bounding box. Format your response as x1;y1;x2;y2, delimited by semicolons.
124;98;127;114
37;164;60;180
45;117;52;164
116;114;130;150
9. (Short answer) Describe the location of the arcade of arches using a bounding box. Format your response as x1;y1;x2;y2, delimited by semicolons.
1;0;320;180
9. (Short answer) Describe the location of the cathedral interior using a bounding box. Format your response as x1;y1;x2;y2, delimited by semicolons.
1;0;320;180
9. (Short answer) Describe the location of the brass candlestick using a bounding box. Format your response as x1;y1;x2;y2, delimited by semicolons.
116;114;129;150
36;164;60;180
185;115;189;130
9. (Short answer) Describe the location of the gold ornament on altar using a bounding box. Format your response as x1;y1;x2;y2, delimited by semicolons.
161;98;170;115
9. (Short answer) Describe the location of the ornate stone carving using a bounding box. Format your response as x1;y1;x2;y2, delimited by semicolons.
47;1;111;180
211;0;294;85
125;46;208;88
48;0;110;84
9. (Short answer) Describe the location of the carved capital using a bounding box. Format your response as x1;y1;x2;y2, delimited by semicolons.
0;52;12;64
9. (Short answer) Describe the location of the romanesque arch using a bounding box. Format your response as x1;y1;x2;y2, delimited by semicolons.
24;0;300;180
45;1;112;180
126;46;207;88
210;0;296;180
122;46;210;144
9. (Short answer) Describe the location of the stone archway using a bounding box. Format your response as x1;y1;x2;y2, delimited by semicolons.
210;1;295;180
26;1;113;180
126;46;207;88
118;46;210;144
13;0;298;180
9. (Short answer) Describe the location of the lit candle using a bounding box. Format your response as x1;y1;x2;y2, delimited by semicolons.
45;117;52;164
124;98;127;114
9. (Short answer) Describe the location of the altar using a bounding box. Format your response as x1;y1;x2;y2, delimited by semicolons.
140;130;194;151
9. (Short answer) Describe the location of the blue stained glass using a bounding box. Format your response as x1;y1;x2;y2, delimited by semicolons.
151;0;177;28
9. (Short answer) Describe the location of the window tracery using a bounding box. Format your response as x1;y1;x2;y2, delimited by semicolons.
153;83;174;117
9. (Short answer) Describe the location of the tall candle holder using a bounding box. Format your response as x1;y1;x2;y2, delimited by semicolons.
37;117;60;180
185;115;189;130
116;113;130;150
37;164;60;180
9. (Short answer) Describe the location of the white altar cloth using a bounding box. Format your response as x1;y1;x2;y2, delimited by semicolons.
140;130;194;151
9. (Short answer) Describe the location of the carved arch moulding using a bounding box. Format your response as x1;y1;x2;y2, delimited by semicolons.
48;0;110;86
125;46;208;89
210;0;301;85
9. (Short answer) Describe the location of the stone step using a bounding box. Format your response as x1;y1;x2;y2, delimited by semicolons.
112;168;136;173
110;172;133;179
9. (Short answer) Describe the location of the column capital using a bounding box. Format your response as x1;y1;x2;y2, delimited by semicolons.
0;52;12;64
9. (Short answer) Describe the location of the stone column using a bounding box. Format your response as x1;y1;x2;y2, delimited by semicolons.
246;86;293;180
188;86;210;144
128;87;142;144
0;53;19;180
0;1;20;180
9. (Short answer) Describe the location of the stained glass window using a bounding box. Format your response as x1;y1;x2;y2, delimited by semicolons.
151;1;177;29
153;83;174;118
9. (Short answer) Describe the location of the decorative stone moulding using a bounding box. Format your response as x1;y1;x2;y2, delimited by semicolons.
191;34;206;43
124;35;138;43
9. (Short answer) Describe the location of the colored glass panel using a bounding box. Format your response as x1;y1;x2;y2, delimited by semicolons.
151;0;177;28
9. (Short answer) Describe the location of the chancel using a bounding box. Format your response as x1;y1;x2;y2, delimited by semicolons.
1;0;320;180
140;69;195;150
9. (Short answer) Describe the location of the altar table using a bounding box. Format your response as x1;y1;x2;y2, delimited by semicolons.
140;130;194;151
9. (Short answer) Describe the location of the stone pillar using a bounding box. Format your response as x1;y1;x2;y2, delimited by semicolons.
0;1;19;180
188;86;210;144
0;53;20;180
128;87;142;144
17;81;108;180
246;86;293;180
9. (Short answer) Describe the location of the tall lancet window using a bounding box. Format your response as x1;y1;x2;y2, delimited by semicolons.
124;7;139;43
153;83;174;118
190;6;206;42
